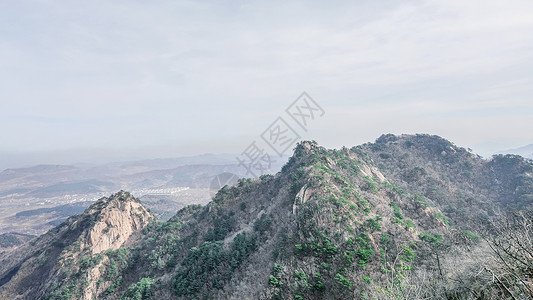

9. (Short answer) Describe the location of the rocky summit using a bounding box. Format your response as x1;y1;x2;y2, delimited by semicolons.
1;134;532;299
0;191;154;300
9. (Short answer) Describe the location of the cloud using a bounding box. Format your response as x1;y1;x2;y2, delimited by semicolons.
0;0;532;166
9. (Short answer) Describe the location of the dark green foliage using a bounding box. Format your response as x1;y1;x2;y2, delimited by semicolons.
406;167;427;181
362;176;378;193
205;212;236;241
364;218;381;232
354;249;373;266
172;232;257;297
104;248;129;284
237;178;253;193
413;134;455;155
380;232;391;246
269;275;283;287
254;213;273;234
311;273;325;291
414;193;430;209
272;230;289;260
281;156;296;174
489;154;533;208
105;276;123;295
376;134;398;144
122;277;154;300
272;264;283;276
379;153;392;159
294;270;307;280
295;167;306;181
419;233;443;245
399;245;416;262
79;256;92;269
230;233;257;269
260;174;274;181
334;273;352;288
172;241;225;296
106;248;129;268
344;233;375;267
390;201;403;219
141;222;188;270
290;181;304;195
294;231;338;259
335;156;360;176
213;186;234;203
268;263;285;295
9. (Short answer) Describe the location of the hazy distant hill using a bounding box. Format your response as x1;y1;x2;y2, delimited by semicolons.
108;153;239;170
500;143;533;159
0;154;288;235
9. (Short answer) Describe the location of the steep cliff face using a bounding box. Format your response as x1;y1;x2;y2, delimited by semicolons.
82;194;153;254
0;191;154;300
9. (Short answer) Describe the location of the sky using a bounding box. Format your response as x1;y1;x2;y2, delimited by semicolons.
1;0;533;169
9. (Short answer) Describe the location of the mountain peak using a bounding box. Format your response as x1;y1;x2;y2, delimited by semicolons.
0;191;154;299
2;135;533;299
76;191;154;254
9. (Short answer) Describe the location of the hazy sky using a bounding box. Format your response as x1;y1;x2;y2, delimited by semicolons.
1;0;533;169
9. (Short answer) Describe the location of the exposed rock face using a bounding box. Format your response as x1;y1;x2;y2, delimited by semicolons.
83;192;153;254
0;191;154;300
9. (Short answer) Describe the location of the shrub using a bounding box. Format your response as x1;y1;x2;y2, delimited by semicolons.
272;264;283;276
253;214;272;233
335;273;352;288
269;275;283;287
365;218;381;232
294;270;307;280
122;278;154;300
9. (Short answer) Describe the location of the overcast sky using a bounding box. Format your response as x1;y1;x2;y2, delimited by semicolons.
1;0;533;169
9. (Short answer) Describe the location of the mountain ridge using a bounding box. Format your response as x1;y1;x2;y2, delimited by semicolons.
1;134;532;299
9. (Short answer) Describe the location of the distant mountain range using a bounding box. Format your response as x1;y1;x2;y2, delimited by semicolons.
499;143;533;159
0;153;288;235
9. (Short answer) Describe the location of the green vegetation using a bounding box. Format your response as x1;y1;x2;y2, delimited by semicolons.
294;231;338;259
433;211;450;225
269;275;283;287
6;138;533;300
253;213;273;234
172;232;257;297
363;176;378;193
334;273;352;288
414;193;430;209
204;212;236;241
121;278;154;300
390;201;403;219
364;217;381;232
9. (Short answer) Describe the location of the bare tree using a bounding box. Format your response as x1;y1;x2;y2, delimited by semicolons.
482;211;533;298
